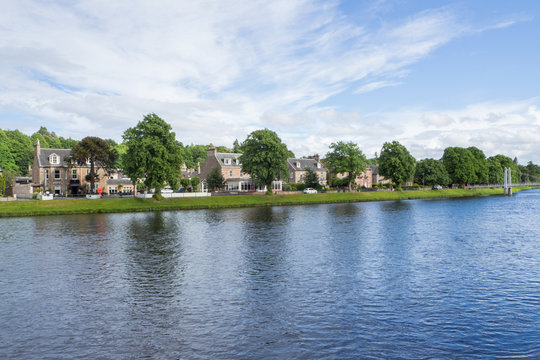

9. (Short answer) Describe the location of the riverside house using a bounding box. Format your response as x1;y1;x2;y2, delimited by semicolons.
31;139;135;195
287;156;328;185
199;147;282;192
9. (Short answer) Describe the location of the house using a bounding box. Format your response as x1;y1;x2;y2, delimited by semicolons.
287;156;328;185
105;172;136;195
199;147;282;192
332;167;373;188
31;139;135;195
369;165;391;186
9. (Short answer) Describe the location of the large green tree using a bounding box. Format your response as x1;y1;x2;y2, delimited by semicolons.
441;147;477;186
239;129;289;194
325;141;367;191
378;141;416;190
414;158;451;186
123;114;183;196
69;136;118;193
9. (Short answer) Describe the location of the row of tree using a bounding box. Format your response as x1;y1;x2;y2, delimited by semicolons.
2;114;540;196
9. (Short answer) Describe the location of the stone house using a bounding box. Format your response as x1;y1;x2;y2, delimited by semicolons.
31;139;134;195
199;147;282;192
287;156;328;185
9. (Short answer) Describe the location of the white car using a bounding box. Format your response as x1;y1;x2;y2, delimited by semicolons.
303;188;317;194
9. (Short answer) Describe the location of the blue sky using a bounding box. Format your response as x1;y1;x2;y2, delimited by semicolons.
1;0;539;162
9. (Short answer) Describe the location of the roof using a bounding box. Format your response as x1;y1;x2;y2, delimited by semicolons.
287;158;328;172
106;178;135;186
215;152;242;168
38;148;72;167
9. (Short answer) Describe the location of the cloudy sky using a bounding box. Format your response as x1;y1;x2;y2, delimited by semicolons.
1;0;539;162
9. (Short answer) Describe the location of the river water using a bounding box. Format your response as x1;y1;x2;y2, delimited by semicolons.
1;190;539;359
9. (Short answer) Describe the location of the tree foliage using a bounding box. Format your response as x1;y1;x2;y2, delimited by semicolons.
488;154;519;184
239;129;289;194
378;141;416;190
467;146;489;184
207;167;225;191
122;113;183;195
441;147;477;186
325;141;367;191
69;136;118;193
414;158;451;186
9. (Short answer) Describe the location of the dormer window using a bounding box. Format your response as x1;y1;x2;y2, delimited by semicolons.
317;162;321;169
224;158;231;165
49;153;59;165
235;159;241;165
296;162;301;168
86;159;91;166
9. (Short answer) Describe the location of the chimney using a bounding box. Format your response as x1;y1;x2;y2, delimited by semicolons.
197;162;201;174
207;146;217;158
313;154;320;162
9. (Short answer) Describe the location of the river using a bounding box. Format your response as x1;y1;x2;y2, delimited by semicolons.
1;190;539;359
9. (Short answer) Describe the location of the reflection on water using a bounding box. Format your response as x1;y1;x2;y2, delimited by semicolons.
1;190;540;358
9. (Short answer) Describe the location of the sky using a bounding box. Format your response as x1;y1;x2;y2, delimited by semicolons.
1;0;540;163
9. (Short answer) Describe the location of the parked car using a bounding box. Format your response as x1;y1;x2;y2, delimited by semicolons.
432;185;443;190
303;188;317;194
161;187;174;193
177;187;186;193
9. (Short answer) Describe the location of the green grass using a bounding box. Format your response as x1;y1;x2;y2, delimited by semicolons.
0;187;535;218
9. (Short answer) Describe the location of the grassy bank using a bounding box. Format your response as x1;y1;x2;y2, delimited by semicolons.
0;187;535;218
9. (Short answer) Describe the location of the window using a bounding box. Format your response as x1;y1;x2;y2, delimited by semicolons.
289;172;293;179
45;170;49;179
229;170;233;177
54;185;61;195
224;158;231;165
86;169;90;175
296;162;301;168
235;159;241;165
317;162;321;169
49;153;59;165
72;169;78;179
54;169;61;179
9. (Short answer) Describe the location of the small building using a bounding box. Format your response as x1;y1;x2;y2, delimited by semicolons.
5;177;33;199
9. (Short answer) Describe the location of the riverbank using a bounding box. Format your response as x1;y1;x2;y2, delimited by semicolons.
0;187;536;218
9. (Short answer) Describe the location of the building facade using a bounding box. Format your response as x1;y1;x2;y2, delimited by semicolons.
31;139;134;195
199;147;282;192
287;157;328;185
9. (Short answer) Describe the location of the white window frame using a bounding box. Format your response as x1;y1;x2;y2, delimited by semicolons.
49;153;59;165
54;169;61;179
72;169;78;179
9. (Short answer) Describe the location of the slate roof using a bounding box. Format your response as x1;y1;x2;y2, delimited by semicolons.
107;178;134;186
216;152;242;168
287;158;328;172
38;149;72;167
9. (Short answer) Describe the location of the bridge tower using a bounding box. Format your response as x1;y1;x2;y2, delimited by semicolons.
504;167;512;196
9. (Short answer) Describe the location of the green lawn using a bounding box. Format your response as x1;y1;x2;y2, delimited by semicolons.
0;187;534;218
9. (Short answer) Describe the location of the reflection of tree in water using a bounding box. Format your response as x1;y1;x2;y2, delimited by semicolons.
125;212;185;308
237;206;295;344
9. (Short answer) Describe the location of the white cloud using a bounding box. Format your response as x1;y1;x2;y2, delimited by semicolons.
0;1;536;164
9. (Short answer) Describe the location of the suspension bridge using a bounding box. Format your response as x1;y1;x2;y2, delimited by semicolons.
466;167;540;195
